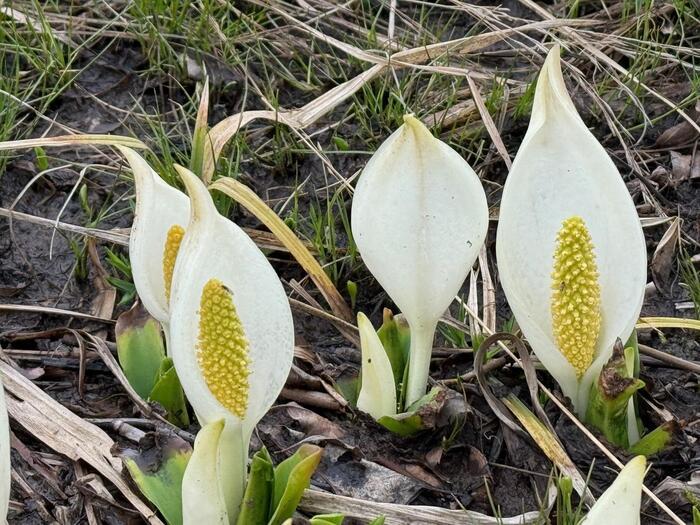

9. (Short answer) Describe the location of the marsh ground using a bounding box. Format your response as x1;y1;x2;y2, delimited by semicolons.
0;1;698;523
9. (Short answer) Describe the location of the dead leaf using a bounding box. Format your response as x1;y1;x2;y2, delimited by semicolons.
0;360;163;524
87;239;116;321
275;402;346;439
320;444;424;504
692;151;700;181
646;477;700;514
670;151;692;185
300;487;557;524
425;446;443;468
655;106;700;148
651;217;681;293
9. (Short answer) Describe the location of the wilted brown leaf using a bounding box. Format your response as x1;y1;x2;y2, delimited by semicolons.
651;217;681;293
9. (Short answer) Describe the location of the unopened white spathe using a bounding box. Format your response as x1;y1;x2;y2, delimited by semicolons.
118;146;189;326
351;115;489;406
582;455;646;524
182;419;229;524
169;165;294;523
0;382;9;522
495;46;646;416
356;312;397;419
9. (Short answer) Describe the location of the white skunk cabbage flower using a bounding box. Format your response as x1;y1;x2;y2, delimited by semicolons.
0;382;9;521
582;455;646;524
356;312;397;419
351;115;489;406
118;146;190;327
169;165;294;522
496;46;646;415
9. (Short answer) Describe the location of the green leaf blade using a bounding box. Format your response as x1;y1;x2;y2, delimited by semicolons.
116;302;166;399
149;358;190;427
236;448;274;525
123;434;192;525
269;444;323;525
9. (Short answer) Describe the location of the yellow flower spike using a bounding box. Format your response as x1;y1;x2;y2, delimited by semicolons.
496;46;646;417
118;146;190;328
582;456;646;524
169;165;294;523
0;382;9;521
551;216;601;378
163;225;185;302
197;279;250;418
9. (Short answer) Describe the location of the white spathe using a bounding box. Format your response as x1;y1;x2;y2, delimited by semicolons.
182;420;229;525
0;381;9;522
495;46;646;414
351;115;489;406
119;147;190;326
169;165;294;523
582;455;646;524
356;312;397;419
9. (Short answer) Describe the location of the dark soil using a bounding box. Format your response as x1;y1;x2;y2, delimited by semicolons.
1;6;699;525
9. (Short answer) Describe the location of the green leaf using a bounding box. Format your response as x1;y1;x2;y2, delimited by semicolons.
693;506;700;525
556;476;574;522
189;80;210;178
368;517;385;525
376;309;410;394
377;387;442;437
34;146;48;171
123;433;192;525
310;514;345;525
79;183;91;216
623;331;644;441
268;444;323;525
149;358;190;427
237;447;274;525
334;375;359;407
332;136;349;151
346;280;357;309
629;422;674;456
115;302;166;398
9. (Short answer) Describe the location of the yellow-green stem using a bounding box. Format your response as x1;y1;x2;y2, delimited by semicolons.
404;321;436;407
218;421;249;523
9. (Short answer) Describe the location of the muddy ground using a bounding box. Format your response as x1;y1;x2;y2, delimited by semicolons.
1;4;699;524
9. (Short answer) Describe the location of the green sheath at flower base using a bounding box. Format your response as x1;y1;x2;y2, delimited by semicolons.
198;279;251;418
163;225;185;302
586;341;645;448
551;216;601;378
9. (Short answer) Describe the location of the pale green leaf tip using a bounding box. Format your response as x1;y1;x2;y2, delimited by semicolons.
173;163;211;220
182;419;228;524
115;144;129;155
547;43;561;62
624;454;647;478
173;164;198;191
356;312;397;420
583;455;646;524
117;145;142;169
402;114;431;138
